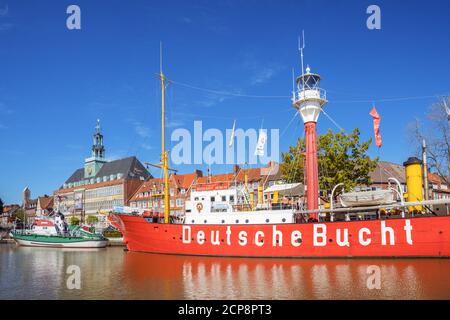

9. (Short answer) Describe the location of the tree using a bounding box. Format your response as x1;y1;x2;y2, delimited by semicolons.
0;198;3;216
69;216;80;226
408;96;450;181
86;215;99;225
12;208;27;222
281;128;378;193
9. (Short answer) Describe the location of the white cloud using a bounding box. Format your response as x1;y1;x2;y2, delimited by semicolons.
141;143;153;150
0;102;13;114
250;67;278;85
0;5;8;17
133;121;151;138
197;95;226;108
180;17;192;24
241;52;284;86
166;119;185;128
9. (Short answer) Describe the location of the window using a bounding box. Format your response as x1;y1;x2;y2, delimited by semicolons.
170;189;174;196
194;197;199;201
221;196;226;202
229;195;234;202
176;199;184;207
210;196;215;202
180;189;186;194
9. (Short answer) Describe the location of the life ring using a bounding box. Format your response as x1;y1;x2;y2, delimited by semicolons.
196;202;204;212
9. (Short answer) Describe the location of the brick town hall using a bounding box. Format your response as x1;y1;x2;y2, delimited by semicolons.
54;120;151;223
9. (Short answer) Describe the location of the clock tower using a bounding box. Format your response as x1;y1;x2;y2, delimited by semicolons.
84;119;107;178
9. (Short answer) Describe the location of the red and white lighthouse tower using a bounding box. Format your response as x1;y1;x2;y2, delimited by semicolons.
292;65;327;219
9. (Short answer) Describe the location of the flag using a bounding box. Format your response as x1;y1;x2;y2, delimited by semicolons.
228;120;236;147
254;129;267;156
369;106;382;148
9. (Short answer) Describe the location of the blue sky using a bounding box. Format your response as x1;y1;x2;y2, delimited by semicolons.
1;0;449;204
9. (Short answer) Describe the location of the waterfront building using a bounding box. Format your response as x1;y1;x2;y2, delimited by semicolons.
129;162;284;214
368;161;407;192
368;161;449;200
22;186;37;223
129;171;203;215
54;120;151;223
36;195;54;215
1;204;20;227
193;162;284;205
428;172;450;200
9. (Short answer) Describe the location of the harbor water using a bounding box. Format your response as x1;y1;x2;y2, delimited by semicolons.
0;243;449;299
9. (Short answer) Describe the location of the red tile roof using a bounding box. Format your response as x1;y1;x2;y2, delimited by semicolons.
428;172;450;185
38;196;54;210
172;172;200;189
129;171;202;202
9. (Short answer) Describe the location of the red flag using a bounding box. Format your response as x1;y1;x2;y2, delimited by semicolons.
369;106;382;148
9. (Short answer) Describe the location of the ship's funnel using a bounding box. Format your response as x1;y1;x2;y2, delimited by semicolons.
403;157;424;212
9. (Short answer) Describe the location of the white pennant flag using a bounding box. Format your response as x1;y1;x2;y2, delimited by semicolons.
254;129;267;156
229;120;236;147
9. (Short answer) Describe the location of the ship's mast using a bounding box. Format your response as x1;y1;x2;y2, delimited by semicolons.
292;33;327;220
160;43;170;224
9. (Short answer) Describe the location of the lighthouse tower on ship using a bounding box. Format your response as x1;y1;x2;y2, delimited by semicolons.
292;65;327;218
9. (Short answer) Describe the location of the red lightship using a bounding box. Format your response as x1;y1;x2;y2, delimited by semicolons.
110;45;450;258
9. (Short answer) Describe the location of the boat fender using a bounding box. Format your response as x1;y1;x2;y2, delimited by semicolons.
196;202;203;212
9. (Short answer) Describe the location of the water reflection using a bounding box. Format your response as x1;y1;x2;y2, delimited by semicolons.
1;244;449;299
122;252;450;300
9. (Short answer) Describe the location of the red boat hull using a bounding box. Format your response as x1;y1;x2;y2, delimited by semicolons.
110;214;450;258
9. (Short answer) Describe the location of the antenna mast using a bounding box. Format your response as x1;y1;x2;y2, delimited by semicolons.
299;30;305;76
292;68;296;102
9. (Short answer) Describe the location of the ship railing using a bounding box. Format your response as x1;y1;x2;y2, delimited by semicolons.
294;88;327;102
296;198;450;221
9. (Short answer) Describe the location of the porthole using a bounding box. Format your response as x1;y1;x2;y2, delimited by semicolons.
282;218;286;222
236;220;239;223
204;220;207;224
191;220;195;223
266;219;270;223
245;219;249;223
221;220;225;224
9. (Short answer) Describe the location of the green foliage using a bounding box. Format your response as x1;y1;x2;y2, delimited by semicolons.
281;128;378;193
69;216;80;226
12;208;27;221
0;198;3;215
86;215;99;225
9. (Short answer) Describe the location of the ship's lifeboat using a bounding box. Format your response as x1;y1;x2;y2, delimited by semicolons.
340;189;396;207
